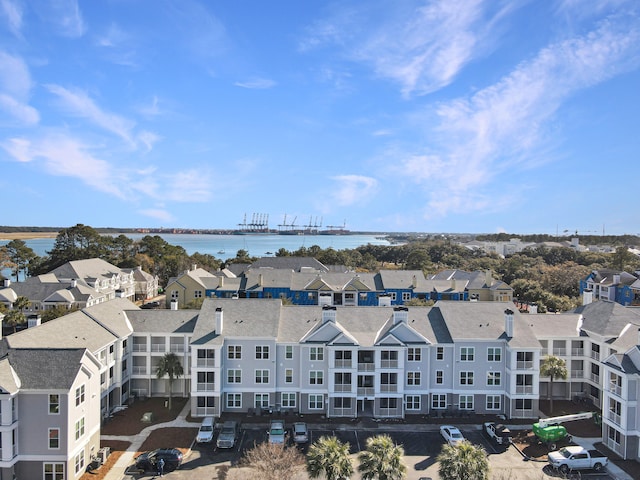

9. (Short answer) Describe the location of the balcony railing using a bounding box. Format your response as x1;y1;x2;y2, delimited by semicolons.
334;360;352;368
133;344;147;352
571;348;584;356
195;406;217;417
591;351;600;361
358;363;375;372
170;344;185;353
196;359;215;368
133;366;147;375
334;384;352;392
380;384;398;393
380;360;398;368
150;344;166;353
552;348;567;356
591;373;600;384
357;387;374;396
605;438;623;456
196;383;215;392
607;411;621;426
516;386;534;394
516;361;534;370
609;383;622;396
571;370;584;379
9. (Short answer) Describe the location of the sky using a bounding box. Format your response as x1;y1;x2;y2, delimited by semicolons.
1;0;639;235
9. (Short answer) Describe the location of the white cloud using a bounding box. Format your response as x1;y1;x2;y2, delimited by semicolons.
234;78;277;89
138;208;175;223
0;0;22;36
45;84;159;151
47;0;86;37
162;169;213;202
0;51;32;98
329;175;378;207
0;94;39;125
396;11;640;218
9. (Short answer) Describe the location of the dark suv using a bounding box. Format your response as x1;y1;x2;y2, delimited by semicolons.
134;448;183;473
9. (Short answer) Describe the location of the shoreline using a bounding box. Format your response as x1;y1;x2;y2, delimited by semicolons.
0;232;59;240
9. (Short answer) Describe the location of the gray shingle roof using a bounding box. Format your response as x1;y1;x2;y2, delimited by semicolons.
127;309;198;334
574;301;640;339
8;348;87;389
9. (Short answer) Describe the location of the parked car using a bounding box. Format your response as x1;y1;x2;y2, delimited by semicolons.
548;446;608;474
292;422;308;444
217;420;240;449
140;301;161;309
440;425;465;447
268;419;287;444
196;416;215;443
483;422;512;445
134;448;183;473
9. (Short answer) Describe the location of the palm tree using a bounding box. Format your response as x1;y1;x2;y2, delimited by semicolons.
5;296;30;333
437;441;489;480
540;355;568;414
357;434;407;480
307;435;354;480
155;352;183;410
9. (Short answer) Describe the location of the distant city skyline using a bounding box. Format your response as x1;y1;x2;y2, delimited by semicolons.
1;1;639;235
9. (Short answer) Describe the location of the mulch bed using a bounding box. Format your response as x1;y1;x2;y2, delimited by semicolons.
79;440;130;480
101;396;189;436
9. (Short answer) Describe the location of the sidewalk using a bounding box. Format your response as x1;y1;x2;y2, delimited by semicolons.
101;401;198;480
571;436;633;480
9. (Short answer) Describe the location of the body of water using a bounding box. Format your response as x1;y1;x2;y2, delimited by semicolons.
1;233;391;263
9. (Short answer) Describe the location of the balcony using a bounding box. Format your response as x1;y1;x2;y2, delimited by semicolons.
591;373;600;384
380;384;398;393
605;438;623;457
570;370;584;379
357;387;374;396
133;344;147;352
196;359;215;368
133;366;147;375
591;351;600;361
571;348;584;356
196;383;215;392
170;344;185;353
380;360;398;369
334;384;352;393
609;383;622;396
607;410;621;426
516;361;534;370
334;360;352;368
358;363;375;372
516;386;534;394
552;348;567;356
150;344;166;353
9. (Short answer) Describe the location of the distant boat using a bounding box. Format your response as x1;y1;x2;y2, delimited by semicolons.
265;251;273;255
217;249;225;254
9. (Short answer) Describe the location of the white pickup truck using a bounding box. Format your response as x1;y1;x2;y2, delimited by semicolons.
548;446;608;474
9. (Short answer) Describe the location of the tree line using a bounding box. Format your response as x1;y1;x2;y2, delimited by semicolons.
2;224;639;314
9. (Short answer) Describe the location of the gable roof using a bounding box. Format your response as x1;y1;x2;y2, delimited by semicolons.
8;348;87;390
573;301;640;339
248;257;329;272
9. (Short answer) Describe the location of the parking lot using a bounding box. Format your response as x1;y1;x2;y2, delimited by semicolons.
126;425;617;480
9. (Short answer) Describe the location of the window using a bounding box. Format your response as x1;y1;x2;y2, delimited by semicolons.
333;397;352;409
281;393;296;408
44;463;65;480
515;399;532;410
310;347;324;361
460;347;474;361
486;395;501;410
255;369;269;384
310;371;324;385
256;345;270;359
406;395;421;410
432;394;446;409
487;371;501;386
408;348;421;361
402;292;411;302
197;371;214;385
74;451;85;474
228;345;241;359
407;371;421;385
255;394;269;408
49;394;60;414
76;385;84;407
285;345;293;359
171;290;179;299
436;347;444;360
435;370;444;384
389;292;397;301
227;393;241;408
380;398;398;409
285;368;293;383
459;395;474;410
75;417;85;440
48;428;60;449
197;396;215;409
194;290;202;298
227;369;241;383
460;371;474;385
487;347;502;362
381;350;398;361
309;394;323;409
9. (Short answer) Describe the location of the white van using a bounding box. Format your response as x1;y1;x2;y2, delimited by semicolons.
196;416;215;443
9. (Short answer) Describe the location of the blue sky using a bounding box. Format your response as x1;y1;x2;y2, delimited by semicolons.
1;1;639;235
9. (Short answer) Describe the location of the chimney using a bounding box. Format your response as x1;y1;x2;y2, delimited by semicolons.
219;276;224;287
504;309;514;337
322;305;337;323
2;278;10;287
613;274;620;284
115;289;124;298
582;289;593;306
215;307;223;333
393;306;408;324
258;273;263;287
318;293;332;306
192;264;198;271
486;270;492;287
28;314;41;328
451;279;456;291
71;279;77;288
170;299;179;311
378;294;392;307
529;304;538;314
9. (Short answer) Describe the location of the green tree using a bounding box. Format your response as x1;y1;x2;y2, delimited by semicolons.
307;435;354;480
155;352;184;410
5;309;26;333
540;355;568;414
1;239;38;281
41;305;80;322
437;441;489;480
357;434;406;480
46;224;107;269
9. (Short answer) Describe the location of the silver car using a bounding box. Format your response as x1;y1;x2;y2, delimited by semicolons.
293;422;308;444
268;420;287;445
216;421;240;449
